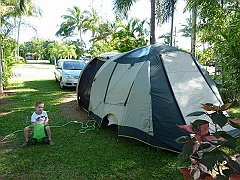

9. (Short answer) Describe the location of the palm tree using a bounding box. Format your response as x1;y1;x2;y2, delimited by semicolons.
82;8;101;48
83;9;100;40
92;20;115;43
113;0;155;45
178;17;191;38
117;18;149;41
190;5;197;57
157;0;178;46
110;18;149;52
150;0;156;44
2;0;41;55
14;1;41;53
0;0;40;94
56;6;89;43
113;0;180;45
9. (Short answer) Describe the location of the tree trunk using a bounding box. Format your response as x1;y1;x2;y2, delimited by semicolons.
150;0;156;44
16;18;22;57
79;29;83;44
191;5;197;58
170;3;175;46
0;46;4;94
54;57;57;65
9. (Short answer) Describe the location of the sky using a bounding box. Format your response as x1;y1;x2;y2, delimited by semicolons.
18;0;191;50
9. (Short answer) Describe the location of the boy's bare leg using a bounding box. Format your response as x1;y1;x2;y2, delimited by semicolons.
24;126;30;141
45;126;53;145
22;126;30;147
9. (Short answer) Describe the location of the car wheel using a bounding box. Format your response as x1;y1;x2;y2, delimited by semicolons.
60;78;65;89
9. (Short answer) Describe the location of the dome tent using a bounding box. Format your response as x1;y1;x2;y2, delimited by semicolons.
79;44;236;152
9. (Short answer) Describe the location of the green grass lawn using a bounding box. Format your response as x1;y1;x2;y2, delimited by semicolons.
0;76;184;179
0;66;239;179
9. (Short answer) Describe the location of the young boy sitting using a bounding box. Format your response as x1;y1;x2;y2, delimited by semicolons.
22;100;53;147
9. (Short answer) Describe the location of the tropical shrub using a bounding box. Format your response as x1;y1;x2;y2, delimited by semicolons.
176;102;240;179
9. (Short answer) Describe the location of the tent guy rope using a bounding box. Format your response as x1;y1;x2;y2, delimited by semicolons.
0;120;96;142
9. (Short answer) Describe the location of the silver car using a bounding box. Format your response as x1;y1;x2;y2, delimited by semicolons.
54;59;86;88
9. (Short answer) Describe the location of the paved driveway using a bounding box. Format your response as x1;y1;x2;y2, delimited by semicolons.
11;63;55;81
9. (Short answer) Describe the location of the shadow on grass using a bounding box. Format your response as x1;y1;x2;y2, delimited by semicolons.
0;79;77;132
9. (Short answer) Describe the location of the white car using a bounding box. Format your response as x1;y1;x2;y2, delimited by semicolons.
54;59;86;89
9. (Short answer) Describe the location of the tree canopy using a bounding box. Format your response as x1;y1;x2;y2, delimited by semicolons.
0;0;239;100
